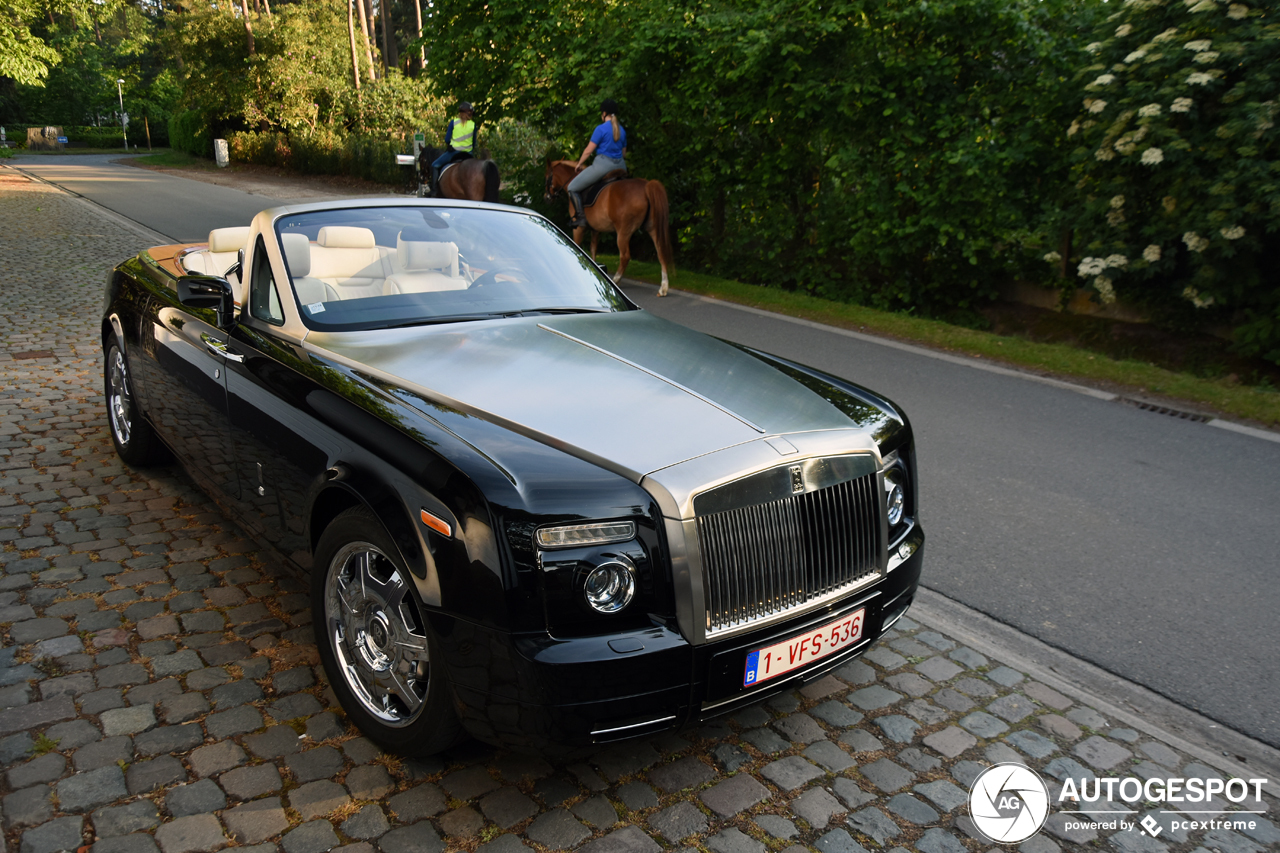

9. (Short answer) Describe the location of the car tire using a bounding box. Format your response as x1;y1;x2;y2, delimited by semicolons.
312;505;464;757
104;334;167;466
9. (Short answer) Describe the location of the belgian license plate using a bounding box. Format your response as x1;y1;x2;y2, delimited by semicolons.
743;608;865;688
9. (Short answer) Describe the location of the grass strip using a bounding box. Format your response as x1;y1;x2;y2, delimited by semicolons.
602;255;1280;428
132;150;220;169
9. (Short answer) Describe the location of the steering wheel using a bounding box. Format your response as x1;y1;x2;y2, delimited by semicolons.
468;265;525;290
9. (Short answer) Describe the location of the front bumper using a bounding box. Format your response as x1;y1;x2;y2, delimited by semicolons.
435;534;924;752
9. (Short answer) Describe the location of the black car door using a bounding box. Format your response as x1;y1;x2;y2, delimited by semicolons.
138;287;240;500
222;235;332;559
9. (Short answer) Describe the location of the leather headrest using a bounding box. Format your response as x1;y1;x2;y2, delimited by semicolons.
281;233;311;277
398;237;458;275
317;226;376;249
208;226;250;254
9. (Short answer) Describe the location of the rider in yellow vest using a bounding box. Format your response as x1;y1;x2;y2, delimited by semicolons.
431;102;478;197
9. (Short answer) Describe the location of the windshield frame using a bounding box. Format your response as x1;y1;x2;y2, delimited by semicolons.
270;202;638;334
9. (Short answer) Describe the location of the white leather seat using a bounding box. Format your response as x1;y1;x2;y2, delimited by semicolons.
308;226;391;300
183;226;250;276
281;233;338;309
383;236;468;294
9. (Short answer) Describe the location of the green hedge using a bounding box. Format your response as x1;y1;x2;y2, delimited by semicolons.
3;123;168;149
169;110;212;158
227;129;410;184
67;126;125;148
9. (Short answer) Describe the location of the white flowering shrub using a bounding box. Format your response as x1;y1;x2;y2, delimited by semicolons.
1067;0;1280;363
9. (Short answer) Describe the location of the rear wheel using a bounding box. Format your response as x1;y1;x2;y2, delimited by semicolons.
104;335;166;466
312;506;463;756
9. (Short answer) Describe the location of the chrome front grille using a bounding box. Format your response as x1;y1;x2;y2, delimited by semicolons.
697;472;883;637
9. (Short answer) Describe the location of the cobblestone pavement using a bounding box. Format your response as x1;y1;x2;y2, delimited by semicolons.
1;168;1277;853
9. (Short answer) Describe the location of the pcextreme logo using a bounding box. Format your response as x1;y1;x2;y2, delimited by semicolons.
968;762;1269;844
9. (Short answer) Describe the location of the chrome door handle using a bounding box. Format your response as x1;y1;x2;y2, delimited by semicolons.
201;333;244;363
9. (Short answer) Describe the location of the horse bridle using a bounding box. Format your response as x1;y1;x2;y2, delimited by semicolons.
543;170;564;202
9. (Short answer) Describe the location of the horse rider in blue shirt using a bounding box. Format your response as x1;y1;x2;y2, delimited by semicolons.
567;99;627;227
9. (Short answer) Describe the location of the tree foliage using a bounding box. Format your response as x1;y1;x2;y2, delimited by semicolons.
0;0;62;87
424;0;1101;315
1067;0;1280;362
2;0;178;135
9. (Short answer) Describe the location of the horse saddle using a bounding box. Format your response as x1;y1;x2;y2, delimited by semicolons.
439;152;474;178
417;149;474;173
581;169;629;208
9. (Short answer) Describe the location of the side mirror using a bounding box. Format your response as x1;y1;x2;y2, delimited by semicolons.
178;274;236;329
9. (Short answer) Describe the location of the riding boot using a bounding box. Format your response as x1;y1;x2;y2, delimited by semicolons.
430;167;442;198
568;191;586;228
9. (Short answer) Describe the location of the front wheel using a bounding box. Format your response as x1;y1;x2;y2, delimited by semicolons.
104;335;166;466
312;506;463;757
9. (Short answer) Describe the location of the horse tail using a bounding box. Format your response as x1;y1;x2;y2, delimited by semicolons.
483;160;501;204
645;180;675;279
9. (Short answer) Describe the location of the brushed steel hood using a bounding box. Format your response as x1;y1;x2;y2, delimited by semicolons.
306;310;861;484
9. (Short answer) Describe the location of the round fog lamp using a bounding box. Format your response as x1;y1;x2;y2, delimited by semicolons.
884;469;906;527
583;560;635;613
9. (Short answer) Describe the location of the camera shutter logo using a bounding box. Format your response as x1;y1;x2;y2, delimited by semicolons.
969;763;1051;843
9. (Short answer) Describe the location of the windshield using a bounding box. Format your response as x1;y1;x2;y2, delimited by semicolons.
273;205;633;331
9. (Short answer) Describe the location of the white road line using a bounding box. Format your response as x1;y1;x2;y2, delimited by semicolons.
1207;417;1280;444
624;279;1280;444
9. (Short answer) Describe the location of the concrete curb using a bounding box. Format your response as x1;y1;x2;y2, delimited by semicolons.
912;587;1280;794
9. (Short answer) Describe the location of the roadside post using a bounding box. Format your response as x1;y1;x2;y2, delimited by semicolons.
116;79;128;150
412;132;426;196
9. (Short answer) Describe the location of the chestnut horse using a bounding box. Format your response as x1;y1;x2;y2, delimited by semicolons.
545;160;673;296
419;147;500;203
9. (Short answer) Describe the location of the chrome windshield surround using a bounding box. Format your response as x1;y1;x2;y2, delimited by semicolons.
643;430;887;646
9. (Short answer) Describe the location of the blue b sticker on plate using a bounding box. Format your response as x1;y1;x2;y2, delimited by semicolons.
743;650;761;685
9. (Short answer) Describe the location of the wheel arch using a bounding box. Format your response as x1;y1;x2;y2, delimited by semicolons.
308;470;441;608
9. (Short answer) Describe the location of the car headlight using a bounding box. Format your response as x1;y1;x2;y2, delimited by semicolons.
581;556;636;613
536;521;636;550
884;468;906;528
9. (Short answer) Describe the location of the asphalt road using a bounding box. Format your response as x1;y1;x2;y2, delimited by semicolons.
15;154;1280;749
9;153;345;243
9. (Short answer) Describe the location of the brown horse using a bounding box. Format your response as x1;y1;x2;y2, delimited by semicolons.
545;160;673;296
419;148;501;203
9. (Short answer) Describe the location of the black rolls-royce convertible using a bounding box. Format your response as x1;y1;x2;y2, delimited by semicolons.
102;199;924;756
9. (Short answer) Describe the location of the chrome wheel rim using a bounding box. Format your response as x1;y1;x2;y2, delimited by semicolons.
325;542;431;725
108;349;132;447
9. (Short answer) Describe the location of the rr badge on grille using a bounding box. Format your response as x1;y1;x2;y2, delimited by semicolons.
789;465;805;494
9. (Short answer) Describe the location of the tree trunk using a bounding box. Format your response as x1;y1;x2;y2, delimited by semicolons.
346;0;361;90
365;0;379;72
1059;228;1072;279
355;0;376;82
412;0;423;72
239;0;255;54
380;0;397;73
262;0;271;17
